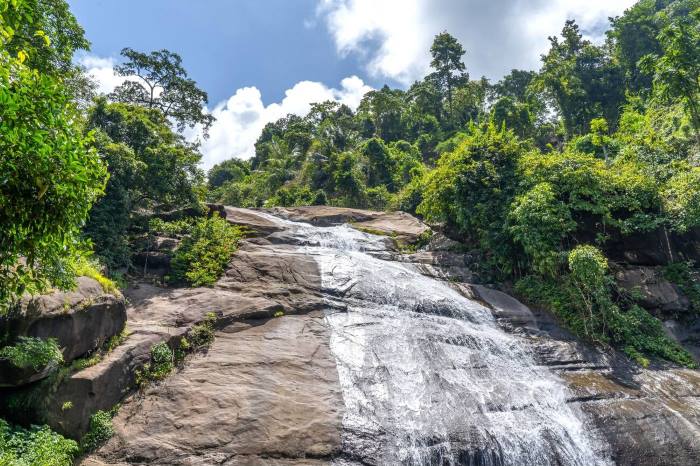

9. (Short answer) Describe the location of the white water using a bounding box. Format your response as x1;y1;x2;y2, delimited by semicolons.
263;213;611;466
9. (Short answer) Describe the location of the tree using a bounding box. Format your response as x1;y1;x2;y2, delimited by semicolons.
492;69;537;102
0;0;107;311
84;100;204;267
109;48;214;133
429;32;468;121
539;20;625;138
208;159;251;190
640;13;700;144
356;85;406;142
2;0;90;74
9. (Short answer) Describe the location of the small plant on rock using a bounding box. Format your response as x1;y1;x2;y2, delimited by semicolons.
189;312;217;348
0;337;63;370
136;342;174;387
80;410;114;452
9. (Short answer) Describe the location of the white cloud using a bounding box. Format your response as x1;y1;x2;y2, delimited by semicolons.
196;76;372;168
79;54;163;98
318;0;638;85
81;54;373;169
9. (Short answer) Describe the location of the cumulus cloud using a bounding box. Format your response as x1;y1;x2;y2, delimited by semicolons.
317;0;638;85
81;53;372;169
79;55;130;95
196;76;372;168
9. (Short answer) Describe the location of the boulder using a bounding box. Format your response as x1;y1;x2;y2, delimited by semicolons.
615;266;689;314
270;206;431;244
1;277;126;376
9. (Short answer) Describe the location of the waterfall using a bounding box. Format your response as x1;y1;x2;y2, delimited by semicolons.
262;213;611;466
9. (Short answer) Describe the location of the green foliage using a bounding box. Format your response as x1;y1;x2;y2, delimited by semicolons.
0;337;63;371
136;342;173;386
509;182;575;276
189;312;217;348
73;256;120;295
84;99;205;268
170;215;242;286
418;123;521;272
0;0;107;312
0;418;79;466
639;10;700;143
539;20;625;137
80;410;114;452
662;166;700;233
109;48;215;132
148;217;195;237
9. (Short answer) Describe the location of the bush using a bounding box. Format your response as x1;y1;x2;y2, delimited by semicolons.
515;247;696;368
189;312;217;348
72;256;120;295
0;418;79;466
80;410;114;452
170;214;242;286
0;337;63;370
136;342;174;386
148;217;195;237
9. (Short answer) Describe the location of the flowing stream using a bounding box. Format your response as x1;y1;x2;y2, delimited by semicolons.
264;213;611;466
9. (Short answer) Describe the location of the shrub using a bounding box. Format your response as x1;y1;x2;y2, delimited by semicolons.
189;313;217;348
136;341;175;387
509;182;575;276
515;246;697;368
0;337;63;370
170;214;242;286
72;256;120;295
148;217;195;237
80;410;114;452
0;418;79;465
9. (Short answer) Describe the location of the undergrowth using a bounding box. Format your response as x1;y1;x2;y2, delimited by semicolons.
0;418;78;466
0;337;63;371
169;214;243;287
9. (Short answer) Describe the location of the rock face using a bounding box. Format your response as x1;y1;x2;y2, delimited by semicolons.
77;206;700;465
615;266;689;314
473;283;700;466
0;277;126;387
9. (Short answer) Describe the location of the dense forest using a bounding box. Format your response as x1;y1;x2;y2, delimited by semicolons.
1;0;700;462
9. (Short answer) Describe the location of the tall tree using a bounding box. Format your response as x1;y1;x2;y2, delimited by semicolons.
0;0;107;311
429;32;468;122
640;12;700;144
539;20;625;138
109;48;215;133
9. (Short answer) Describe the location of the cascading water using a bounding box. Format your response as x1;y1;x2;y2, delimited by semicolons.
262;213;611;466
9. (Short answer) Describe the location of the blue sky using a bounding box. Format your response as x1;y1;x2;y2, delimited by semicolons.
68;0;637;168
68;0;392;105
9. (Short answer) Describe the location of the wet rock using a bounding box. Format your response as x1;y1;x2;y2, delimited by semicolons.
223;206;285;235
53;206;700;464
468;285;538;330
270;206;431;243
